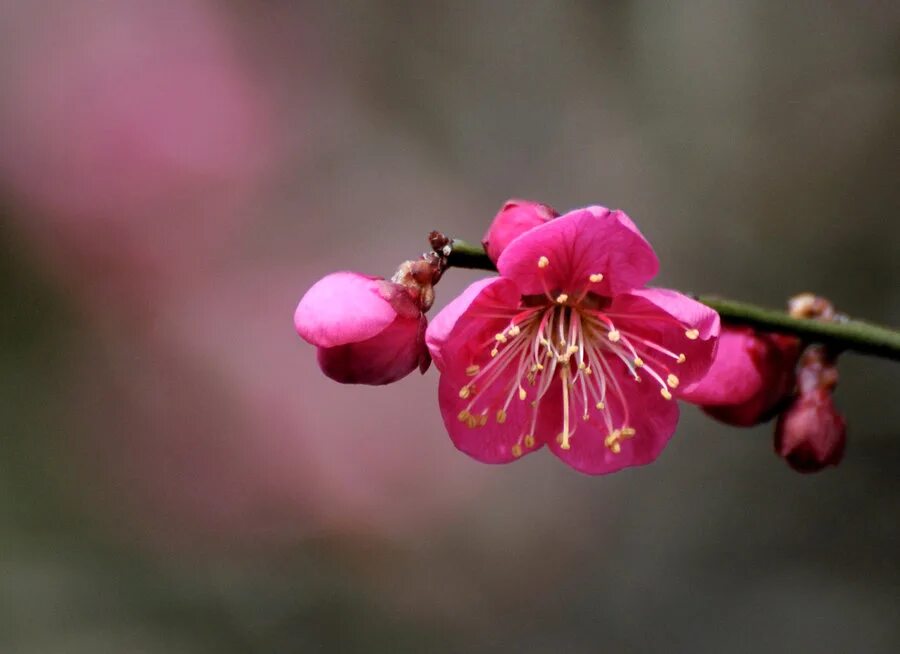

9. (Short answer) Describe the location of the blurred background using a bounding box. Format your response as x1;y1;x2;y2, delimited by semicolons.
1;1;898;652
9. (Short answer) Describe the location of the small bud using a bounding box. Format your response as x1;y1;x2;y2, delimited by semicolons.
774;389;846;473
295;271;430;385
482;199;559;263
681;326;801;426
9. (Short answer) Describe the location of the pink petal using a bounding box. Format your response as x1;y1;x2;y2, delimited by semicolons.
426;277;508;372
496;207;659;297
316;314;424;385
431;277;560;463
481;198;558;263
607;288;720;391
547;366;680;475
294;271;398;348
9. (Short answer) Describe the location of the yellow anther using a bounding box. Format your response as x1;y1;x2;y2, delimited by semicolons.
457;410;470;422
518;387;527;401
530;400;538;408
459;386;471;399
608;329;621;342
511;444;523;457
660;388;673;400
604;430;620;448
465;364;480;377
479;414;488;426
495;332;507;343
466;416;477;428
556;433;564;444
596;401;605;410
496;409;507;424
621;427;636;437
582;414;590;421
556;293;569;304
491;348;499;357
667;374;680;388
611;442;622;454
537;256;550;268
535;363;544;371
524;434;535;448
633;357;644;368
585;367;592;375
685;329;699;340
508;325;521;337
633;375;642;383
589;273;604;283
677;353;686;364
578;362;587;370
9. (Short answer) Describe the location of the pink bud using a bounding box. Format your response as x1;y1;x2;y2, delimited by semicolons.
774;389;846;473
481;199;559;263
294;271;429;385
681;327;800;426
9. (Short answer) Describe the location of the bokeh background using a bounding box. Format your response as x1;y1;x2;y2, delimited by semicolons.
1;1;898;652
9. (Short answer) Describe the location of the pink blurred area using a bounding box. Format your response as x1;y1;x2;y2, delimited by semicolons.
0;0;272;303
0;0;489;547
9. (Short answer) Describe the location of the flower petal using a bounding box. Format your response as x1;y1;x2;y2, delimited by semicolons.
316;314;424;385
547;365;680;474
606;287;720;391
432;277;561;463
497;206;659;297
426;277;508;372
295;272;398;348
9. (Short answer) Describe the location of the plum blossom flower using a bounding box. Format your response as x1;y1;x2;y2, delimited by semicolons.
482;199;558;263
427;206;720;474
680;327;801;426
295;265;432;385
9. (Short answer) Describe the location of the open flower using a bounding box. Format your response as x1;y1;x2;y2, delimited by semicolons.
295;270;430;385
427;206;719;474
680;327;800;426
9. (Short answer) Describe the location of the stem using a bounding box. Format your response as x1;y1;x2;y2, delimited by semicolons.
444;239;900;361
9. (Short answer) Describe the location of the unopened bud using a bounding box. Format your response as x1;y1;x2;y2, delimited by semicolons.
774;388;846;473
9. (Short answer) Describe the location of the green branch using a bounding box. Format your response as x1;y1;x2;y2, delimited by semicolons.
444;240;900;361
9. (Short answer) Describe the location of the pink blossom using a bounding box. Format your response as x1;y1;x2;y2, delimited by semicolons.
427;206;720;474
774;389;846;473
482;199;559;263
680;327;800;426
295;271;429;385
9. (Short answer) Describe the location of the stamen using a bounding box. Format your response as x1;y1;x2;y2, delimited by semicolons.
495;332;507;343
589;273;604;283
633;357;644;368
511;443;523;457
660;388;672;400
496;409;507;423
537;256;549;268
667;374;679;388
459;386;471;399
677;353;686;364
685;329;699;340
518;387;527;401
524;434;535;448
556;293;569;304
508;325;521;337
608;329;621;342
465;364;480;376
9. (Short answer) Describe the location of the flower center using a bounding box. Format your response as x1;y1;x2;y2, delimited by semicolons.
457;270;698;456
